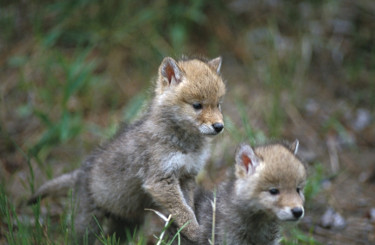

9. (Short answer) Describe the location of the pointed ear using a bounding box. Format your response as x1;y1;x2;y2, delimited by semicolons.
160;57;183;87
208;57;222;74
290;139;299;155
235;144;260;178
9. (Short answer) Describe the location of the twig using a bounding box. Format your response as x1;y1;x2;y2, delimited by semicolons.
209;189;217;245
326;135;339;174
145;208;172;245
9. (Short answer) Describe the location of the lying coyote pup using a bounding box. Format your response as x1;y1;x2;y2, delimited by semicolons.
169;140;306;245
28;56;226;243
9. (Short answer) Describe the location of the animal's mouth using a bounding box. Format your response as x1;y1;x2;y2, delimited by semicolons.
199;124;224;136
284;217;301;222
201;130;224;137
203;131;220;136
276;207;304;221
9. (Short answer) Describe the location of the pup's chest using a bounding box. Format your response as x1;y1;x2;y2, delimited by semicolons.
161;147;210;175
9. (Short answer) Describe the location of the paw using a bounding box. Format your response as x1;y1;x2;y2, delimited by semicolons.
181;222;201;242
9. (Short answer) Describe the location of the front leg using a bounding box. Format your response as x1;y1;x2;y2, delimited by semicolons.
143;175;199;242
180;176;196;210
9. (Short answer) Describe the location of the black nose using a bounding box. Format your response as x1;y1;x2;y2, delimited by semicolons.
212;123;224;133
291;207;303;219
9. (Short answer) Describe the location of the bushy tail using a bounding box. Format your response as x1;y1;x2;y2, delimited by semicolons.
27;169;81;205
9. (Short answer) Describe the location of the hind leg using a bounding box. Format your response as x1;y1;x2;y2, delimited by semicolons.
73;202;105;245
180;176;196;209
72;177;106;244
106;215;144;243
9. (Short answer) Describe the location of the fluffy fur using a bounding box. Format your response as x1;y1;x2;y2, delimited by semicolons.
28;56;226;244
168;141;307;245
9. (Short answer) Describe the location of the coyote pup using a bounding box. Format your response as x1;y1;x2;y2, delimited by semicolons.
28;56;226;243
170;141;306;245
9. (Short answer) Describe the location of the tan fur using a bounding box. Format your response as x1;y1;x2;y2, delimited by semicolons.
168;141;307;245
236;144;306;223
29;56;226;244
155;58;225;136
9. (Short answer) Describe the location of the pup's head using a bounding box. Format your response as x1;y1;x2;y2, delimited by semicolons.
155;56;226;136
234;140;306;221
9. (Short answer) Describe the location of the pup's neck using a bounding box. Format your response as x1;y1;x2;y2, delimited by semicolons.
145;105;207;152
219;186;281;244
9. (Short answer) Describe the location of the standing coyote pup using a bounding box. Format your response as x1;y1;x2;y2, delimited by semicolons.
28;56;226;243
170;140;306;245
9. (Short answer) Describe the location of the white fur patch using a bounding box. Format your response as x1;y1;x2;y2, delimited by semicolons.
162;147;210;174
276;207;294;220
199;124;216;135
276;206;304;221
234;165;264;198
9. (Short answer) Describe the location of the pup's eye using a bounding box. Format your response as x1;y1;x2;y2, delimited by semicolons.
296;187;301;193
269;188;280;195
192;102;203;110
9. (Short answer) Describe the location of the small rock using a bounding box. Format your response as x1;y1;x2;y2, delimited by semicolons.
305;99;319;115
359;171;369;183
321;179;332;190
321;207;346;230
352;108;372;132
368;208;375;223
321;208;334;227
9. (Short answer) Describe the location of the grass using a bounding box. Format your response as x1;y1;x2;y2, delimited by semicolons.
281;227;321;245
0;105;323;245
1;186;44;245
3;0;372;244
209;190;217;245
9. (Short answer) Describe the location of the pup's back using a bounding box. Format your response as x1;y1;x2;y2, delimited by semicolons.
29;56;226;244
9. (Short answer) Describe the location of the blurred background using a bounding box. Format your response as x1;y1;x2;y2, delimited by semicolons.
1;0;374;244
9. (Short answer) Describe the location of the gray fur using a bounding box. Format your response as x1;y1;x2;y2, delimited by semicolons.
28;170;81;205
168;142;306;245
28;56;225;244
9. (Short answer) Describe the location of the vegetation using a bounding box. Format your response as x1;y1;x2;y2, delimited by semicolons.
1;0;374;244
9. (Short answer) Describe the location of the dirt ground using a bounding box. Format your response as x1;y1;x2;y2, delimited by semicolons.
1;1;375;244
212;62;375;245
2;58;375;244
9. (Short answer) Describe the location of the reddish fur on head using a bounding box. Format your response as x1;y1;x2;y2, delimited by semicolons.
165;65;175;84
234;142;307;221
242;155;251;172
154;56;226;136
